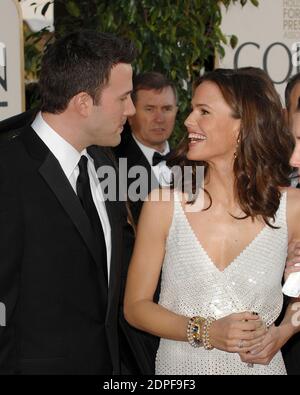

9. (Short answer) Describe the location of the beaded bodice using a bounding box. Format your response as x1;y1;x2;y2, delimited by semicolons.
155;191;288;375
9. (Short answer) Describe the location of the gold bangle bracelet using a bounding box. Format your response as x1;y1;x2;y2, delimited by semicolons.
186;316;205;348
202;316;215;350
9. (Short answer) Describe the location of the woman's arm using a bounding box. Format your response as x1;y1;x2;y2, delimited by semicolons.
124;190;266;352
240;187;300;364
124;189;189;340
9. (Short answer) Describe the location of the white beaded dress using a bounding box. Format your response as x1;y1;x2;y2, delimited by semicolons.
155;192;288;375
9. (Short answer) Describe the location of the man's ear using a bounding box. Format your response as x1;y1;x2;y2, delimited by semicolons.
71;92;93;117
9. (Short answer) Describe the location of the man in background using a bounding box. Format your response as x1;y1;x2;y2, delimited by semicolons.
0;108;36;144
114;71;178;224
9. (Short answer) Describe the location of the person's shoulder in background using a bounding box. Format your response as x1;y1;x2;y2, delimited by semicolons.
0;108;38;145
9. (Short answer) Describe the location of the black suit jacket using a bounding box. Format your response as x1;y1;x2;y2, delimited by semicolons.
0;126;130;374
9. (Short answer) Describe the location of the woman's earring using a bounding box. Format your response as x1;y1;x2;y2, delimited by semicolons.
234;136;240;160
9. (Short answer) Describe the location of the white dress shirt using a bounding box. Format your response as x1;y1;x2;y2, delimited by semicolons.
31;112;112;282
132;133;172;187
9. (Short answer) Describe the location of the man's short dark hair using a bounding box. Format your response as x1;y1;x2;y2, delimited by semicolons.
285;72;300;110
39;30;137;113
131;72;177;104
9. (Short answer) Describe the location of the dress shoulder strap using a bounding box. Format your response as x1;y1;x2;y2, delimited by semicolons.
272;191;287;228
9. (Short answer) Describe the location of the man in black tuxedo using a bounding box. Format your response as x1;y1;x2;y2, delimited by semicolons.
114;72;178;224
0;30;139;375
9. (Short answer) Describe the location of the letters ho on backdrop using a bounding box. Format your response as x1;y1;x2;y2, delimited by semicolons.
0;0;24;121
220;0;300;102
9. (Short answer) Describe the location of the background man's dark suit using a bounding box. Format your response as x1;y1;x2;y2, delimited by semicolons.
0;125;134;374
114;127;160;225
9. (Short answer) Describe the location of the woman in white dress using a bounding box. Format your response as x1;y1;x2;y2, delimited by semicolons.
124;69;300;375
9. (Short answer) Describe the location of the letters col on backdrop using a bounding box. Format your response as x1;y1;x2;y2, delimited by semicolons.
220;0;300;102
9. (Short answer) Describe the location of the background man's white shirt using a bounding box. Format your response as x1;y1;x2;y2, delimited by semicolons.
132;133;172;187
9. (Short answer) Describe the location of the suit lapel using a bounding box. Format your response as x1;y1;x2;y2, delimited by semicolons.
88;146;123;316
21;127;108;288
105;198;122;318
39;152;107;268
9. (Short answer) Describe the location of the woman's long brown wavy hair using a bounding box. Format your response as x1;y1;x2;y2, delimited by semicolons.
168;68;294;228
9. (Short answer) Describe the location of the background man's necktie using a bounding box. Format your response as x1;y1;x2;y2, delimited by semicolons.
152;151;170;166
76;155;108;280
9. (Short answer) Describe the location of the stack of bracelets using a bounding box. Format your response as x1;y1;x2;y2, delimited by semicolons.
187;316;216;350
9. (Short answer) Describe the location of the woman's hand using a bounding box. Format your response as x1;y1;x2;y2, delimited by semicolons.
285;240;300;281
238;325;287;366
239;300;300;366
209;312;267;353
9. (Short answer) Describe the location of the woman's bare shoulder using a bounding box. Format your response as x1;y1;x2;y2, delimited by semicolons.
145;187;175;203
138;188;175;236
141;188;175;218
144;188;194;211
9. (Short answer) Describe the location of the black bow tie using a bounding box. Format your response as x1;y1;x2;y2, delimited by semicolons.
152;151;170;166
